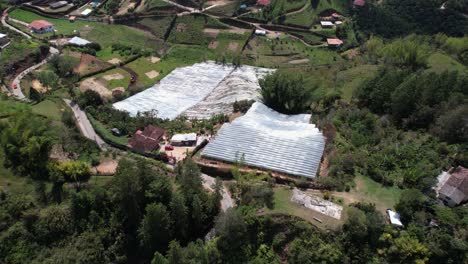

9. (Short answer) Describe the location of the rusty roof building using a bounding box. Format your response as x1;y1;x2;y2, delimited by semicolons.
127;125;165;153
437;166;468;207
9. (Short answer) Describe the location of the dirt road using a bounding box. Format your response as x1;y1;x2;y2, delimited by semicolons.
63;99;107;150
201;173;234;211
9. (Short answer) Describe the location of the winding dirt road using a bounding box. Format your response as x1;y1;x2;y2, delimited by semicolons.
201;173;234;211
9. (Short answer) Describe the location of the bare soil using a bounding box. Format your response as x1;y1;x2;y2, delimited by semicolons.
80;78;112;99
208;40;219;49
203;28;220;38
228;41;239;51
102;73;124;81
145;70;160;79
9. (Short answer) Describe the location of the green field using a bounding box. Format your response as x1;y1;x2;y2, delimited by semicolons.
265;187;345;230
352;174;402;212
9;9;162;50
0;37;40;66
283;0;348;27
167;15;230;45
31;99;65;121
126;57;162;88
95;68;132;90
337;64;379;101
427;52;466;73
138;16;174;39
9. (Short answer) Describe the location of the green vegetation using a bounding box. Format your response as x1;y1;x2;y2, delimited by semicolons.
266;187;344;230
126;57;161;88
427;52;466;73
283;0;348;27
9;9;162;51
94;68;132;90
137;16;174;39
88;114;129;145
31;99;65;121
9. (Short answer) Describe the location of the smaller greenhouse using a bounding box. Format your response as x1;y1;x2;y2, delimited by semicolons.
202;103;325;178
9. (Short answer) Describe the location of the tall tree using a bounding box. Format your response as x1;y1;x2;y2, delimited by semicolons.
138;203;172;255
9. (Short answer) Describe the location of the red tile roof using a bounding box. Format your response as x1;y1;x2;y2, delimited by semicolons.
353;0;365;6
327;38;343;45
257;0;270;6
29;20;53;30
127;125;165;153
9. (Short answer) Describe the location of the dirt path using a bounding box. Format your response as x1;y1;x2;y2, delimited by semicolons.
201;173;234;212
2;8;32;39
63;99;107;150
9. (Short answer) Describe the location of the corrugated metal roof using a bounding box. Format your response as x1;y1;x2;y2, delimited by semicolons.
202;103;325;178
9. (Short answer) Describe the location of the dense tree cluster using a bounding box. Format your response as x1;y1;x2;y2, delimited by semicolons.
354;0;468;38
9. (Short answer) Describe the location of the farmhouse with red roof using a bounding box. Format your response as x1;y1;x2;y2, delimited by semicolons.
327;38;344;47
256;0;270;6
29;20;54;34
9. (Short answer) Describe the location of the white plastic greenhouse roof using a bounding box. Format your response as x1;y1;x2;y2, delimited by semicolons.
112;61;274;120
202;103;325;178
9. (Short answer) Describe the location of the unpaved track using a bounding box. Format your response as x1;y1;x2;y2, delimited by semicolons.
63;99;107;150
201;173;234;211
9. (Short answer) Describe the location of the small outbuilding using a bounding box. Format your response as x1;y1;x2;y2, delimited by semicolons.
353;0;365;7
435;166;468;207
320;21;334;28
327;38;343;47
81;8;93;17
68;36;91;46
69;16;76;22
29;20;54;34
386;209;404;227
254;29;267;36
171;133;197;146
256;0;270;6
49;1;68;9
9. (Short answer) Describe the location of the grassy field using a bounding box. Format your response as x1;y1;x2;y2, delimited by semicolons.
243;35;342;67
284;0;348;27
96;46;129;61
138;16;174;39
337;64;379;101
352;174;402;212
126;57;162;88
0;150;35;195
427;52;466;73
9;9;162;50
0;37;40;66
95;68;132;90
265;187;345;231
31;99;65;121
167;15;230;45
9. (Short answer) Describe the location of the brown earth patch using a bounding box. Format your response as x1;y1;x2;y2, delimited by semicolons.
145;70;160;79
228;41;239;51
108;58;122;65
80;78;112;99
149;56;160;63
176;23;187;32
102;73;124;81
203;28;220;38
208;40;219;49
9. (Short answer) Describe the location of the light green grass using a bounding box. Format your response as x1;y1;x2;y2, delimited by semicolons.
31;99;65;121
96;46;128;61
126;57;161;88
0;150;35;195
265;187;344;231
427;52;466;73
138;16;174;39
95;68;131;90
352;174;402;212
89;175;113;186
284;0;348;27
9;9;161;50
337;64;379;101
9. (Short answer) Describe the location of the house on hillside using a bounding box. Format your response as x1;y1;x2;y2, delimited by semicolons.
29;20;54;34
171;133;197;146
49;1;68;9
353;0;365;7
0;33;10;49
435;166;468;207
127;125;165;153
256;0;270;6
327;38;343;47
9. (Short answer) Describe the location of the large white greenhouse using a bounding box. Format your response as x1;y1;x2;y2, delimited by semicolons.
201;103;325;179
112;61;274;120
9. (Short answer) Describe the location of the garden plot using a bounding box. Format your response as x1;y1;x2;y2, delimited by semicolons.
113;61;273;119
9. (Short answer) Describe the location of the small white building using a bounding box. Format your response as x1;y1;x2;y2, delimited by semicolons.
320;21;334;28
171;133;197;146
68;36;91;46
386;209;404;227
0;33;10;49
81;8;93;17
254;29;266;36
